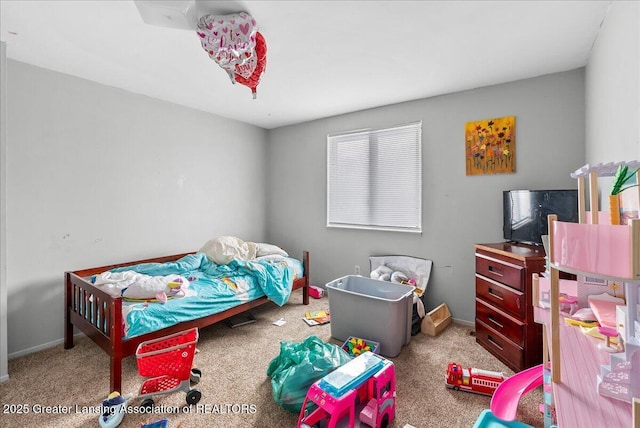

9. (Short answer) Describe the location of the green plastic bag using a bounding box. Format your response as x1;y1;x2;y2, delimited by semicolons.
266;335;352;413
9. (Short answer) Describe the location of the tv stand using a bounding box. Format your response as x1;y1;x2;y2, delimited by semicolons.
474;242;545;372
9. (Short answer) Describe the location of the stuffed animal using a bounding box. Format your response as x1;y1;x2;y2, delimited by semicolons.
371;265;412;284
370;265;393;281
390;271;409;283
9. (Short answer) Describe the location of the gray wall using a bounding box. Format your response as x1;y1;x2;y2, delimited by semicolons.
266;70;586;322
6;61;268;356
1;42;7;380
585;0;639;163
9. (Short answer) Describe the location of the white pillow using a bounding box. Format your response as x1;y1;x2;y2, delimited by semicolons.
255;243;289;258
255;254;288;262
199;236;257;264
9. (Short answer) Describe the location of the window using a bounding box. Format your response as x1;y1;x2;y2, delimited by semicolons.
327;121;422;233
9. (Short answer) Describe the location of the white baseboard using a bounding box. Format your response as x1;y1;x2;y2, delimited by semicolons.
452;317;474;327
8;337;64;360
8;332;84;360
0;373;8;383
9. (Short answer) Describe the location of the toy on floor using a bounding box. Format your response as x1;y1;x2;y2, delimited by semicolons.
309;285;324;299
98;391;131;428
136;328;202;409
139;419;177;428
297;351;396;428
490;364;543;422
473;409;533;428
445;362;506;396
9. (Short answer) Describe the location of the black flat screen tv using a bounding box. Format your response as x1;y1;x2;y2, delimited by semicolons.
503;189;579;245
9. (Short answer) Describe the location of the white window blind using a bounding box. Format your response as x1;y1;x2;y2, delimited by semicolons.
327;121;422;233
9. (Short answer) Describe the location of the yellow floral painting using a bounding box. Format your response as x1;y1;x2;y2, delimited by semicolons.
465;116;515;175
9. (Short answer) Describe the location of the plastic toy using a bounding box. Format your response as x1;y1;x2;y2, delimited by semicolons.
490;364;543;421
558;295;578;315
342;336;380;357
597;326;622;353
541;364;556;428
540;291;579;315
472;409;533;428
445;362;506;396
155;278;190;303
297;351;396;428
98;391;131;428
136;328;202;409
564;318;599;328
140;420;170;428
309;285;324;299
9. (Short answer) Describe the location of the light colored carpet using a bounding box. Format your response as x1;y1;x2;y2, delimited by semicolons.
0;292;543;427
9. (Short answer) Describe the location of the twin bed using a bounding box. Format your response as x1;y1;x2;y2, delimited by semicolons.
64;247;309;393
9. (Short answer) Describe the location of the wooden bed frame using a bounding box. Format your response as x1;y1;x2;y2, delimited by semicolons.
64;251;310;393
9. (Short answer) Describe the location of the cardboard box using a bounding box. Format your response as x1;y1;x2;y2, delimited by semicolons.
421;303;451;336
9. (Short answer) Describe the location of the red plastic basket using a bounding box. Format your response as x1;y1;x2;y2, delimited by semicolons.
139;375;182;396
136;328;198;380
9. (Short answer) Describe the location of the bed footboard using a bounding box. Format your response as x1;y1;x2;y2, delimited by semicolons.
65;253;193;391
65;270;126;392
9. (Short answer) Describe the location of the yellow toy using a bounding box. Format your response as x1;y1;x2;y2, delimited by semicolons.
342;336;380;357
564;318;599;328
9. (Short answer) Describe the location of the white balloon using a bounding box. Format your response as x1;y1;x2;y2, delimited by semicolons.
196;12;258;77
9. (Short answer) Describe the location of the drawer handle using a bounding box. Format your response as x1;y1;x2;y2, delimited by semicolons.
488;287;504;300
487;265;503;277
488;314;503;329
487;335;503;351
516;297;521;309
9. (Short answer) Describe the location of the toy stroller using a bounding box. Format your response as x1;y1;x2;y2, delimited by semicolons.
136;327;202;408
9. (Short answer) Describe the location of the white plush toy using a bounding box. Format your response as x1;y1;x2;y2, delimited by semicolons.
390;271;409;283
371;265;410;284
370;265;393;281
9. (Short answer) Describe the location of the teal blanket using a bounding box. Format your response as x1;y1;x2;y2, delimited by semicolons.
110;253;297;339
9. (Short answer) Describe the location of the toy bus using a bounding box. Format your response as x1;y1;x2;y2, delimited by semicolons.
445;362;506;396
297;351;396;428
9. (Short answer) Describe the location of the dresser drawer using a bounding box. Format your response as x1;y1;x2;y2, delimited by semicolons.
476;253;525;291
476;275;525;319
475;320;524;371
476;298;525;346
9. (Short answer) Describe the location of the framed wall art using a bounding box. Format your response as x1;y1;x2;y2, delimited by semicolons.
465;116;515;175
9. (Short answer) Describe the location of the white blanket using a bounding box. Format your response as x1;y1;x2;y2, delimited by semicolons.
92;271;191;300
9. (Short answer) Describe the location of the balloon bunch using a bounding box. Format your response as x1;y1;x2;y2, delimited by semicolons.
196;12;267;98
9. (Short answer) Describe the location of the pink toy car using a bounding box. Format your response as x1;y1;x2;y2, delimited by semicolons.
297;351;396;428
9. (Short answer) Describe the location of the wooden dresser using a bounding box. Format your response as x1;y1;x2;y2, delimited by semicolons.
474;242;545;372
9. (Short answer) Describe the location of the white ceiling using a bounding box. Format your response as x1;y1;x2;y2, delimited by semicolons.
1;0;611;129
